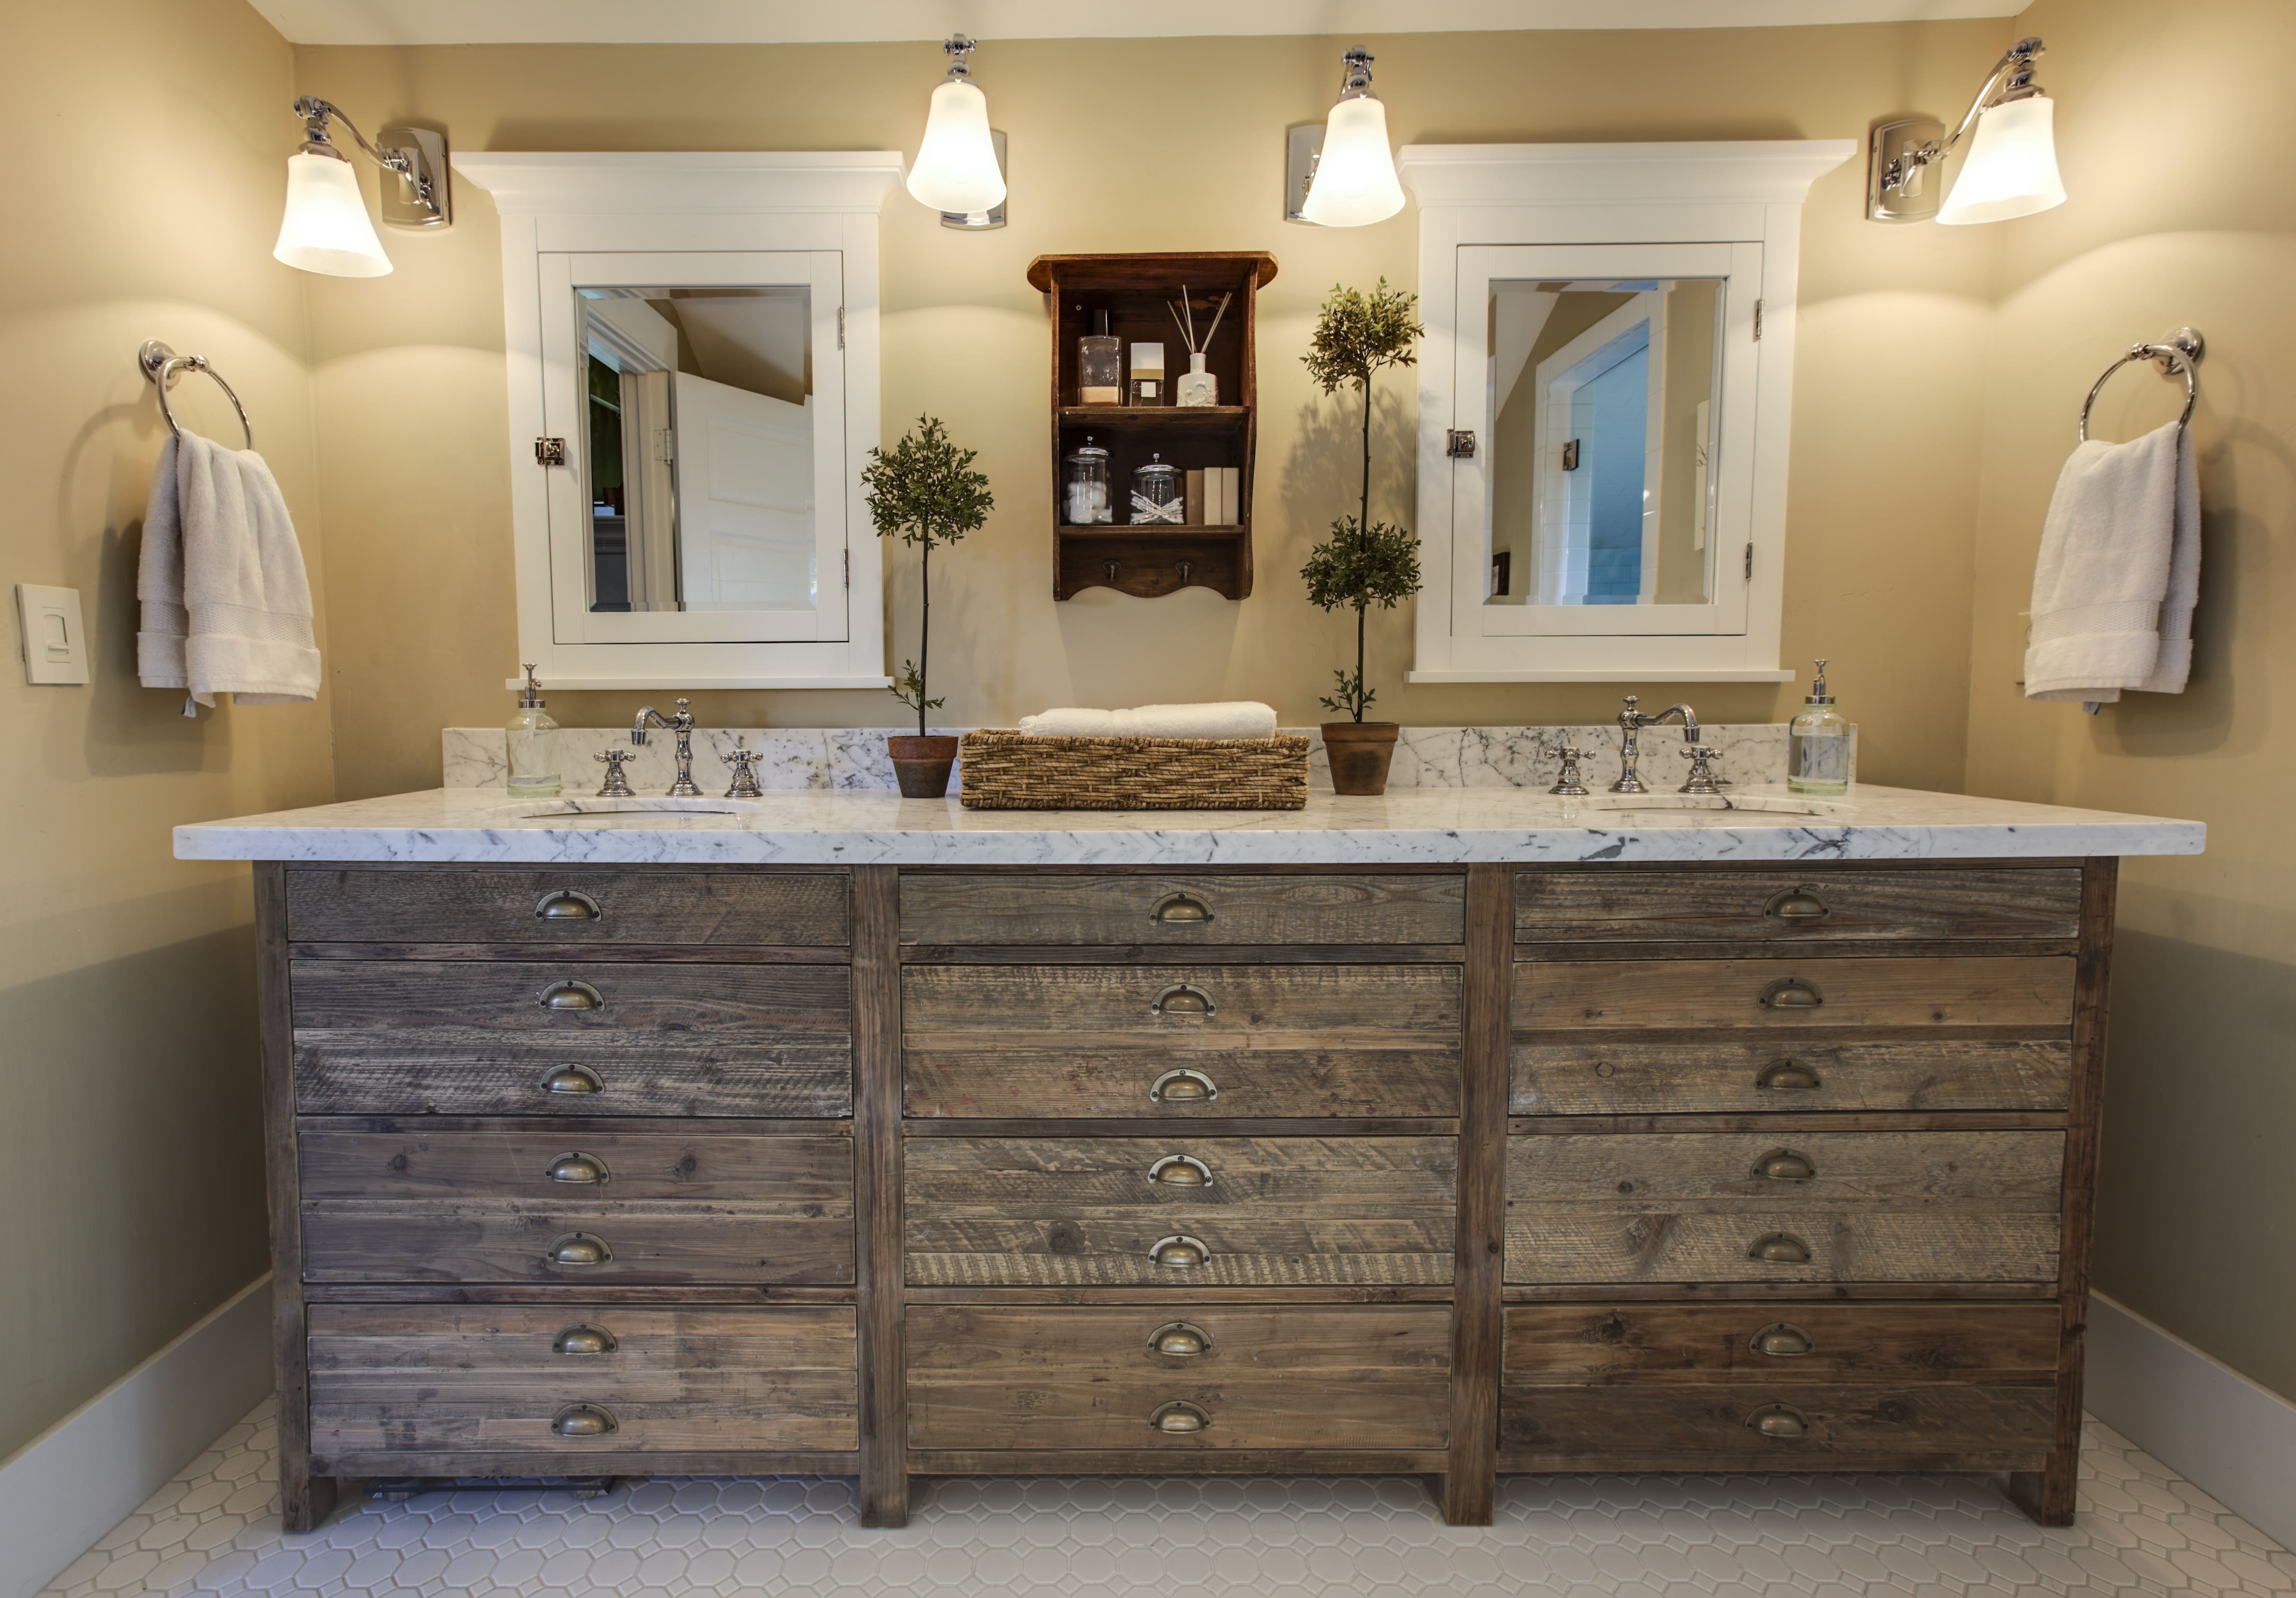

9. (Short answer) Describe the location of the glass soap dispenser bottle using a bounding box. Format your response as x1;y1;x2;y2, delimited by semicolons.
506;664;561;797
1076;309;1121;405
1787;657;1851;796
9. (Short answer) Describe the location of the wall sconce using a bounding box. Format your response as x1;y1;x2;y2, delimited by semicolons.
1868;37;2066;225
1286;48;1405;228
272;97;450;277
906;36;1009;229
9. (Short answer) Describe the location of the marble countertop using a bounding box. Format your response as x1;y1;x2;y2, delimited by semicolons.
174;784;2203;867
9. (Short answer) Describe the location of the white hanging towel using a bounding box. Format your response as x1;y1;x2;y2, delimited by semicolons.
2023;420;2200;706
137;432;320;713
1018;701;1280;739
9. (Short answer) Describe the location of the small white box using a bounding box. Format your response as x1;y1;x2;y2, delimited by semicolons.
16;584;89;685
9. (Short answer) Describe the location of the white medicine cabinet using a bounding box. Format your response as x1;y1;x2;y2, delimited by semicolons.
454;152;903;689
1399;141;1853;682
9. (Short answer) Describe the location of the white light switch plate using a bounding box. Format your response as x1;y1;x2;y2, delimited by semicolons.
17;584;90;685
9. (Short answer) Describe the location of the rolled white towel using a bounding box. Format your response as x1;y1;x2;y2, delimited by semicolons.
1018;701;1279;740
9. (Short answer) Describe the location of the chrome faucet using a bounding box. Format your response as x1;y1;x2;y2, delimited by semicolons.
631;697;702;796
1612;695;1714;795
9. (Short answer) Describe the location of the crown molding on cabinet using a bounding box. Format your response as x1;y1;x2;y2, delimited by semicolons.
450;151;905;216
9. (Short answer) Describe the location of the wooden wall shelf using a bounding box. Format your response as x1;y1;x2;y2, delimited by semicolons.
1029;252;1277;601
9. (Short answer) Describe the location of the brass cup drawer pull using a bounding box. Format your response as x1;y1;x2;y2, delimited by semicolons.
1745;1403;1809;1440
1750;1322;1816;1358
535;888;602;922
550;1402;619;1438
541;1063;605;1096
1756;1058;1822;1093
1747;1232;1812;1265
1148;892;1215;926
1149;1400;1210;1434
552;1324;619;1356
539;979;605;1012
1149;1234;1210;1269
1148;1321;1212;1357
1148;1154;1212;1188
1752;1149;1816;1183
1762;887;1830;922
1149;1069;1219;1105
1150;982;1216;1019
547;1231;613;1266
546;1152;609;1185
1757;977;1824;1011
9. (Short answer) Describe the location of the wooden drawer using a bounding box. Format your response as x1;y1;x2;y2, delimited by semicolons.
1512;1037;2071;1115
298;1126;852;1284
296;1047;850;1118
1498;1384;2056;1471
1504;1131;2064;1286
1503;1302;2062;1385
905;1136;1457;1287
907;1304;1450;1450
286;867;849;947
900;872;1464;947
289;960;850;1083
307;1304;856;1458
1514;956;2075;1031
902;966;1459;1118
1515;867;2082;945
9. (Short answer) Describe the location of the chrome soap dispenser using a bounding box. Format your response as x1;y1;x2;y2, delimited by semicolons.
1788;657;1851;797
506;663;562;797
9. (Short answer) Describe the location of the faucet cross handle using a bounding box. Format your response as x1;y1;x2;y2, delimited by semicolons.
594;749;637;797
1542;743;1590;798
721;738;766;800
1679;744;1726;796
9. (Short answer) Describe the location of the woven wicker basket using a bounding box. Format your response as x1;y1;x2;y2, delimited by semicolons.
958;731;1310;811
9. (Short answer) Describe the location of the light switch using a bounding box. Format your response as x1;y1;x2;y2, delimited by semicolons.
17;584;90;685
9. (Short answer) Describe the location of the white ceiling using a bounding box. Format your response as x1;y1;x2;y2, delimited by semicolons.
252;0;2020;47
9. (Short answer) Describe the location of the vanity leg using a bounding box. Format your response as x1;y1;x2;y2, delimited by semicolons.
1442;864;1510;1528
852;866;909;1527
2011;856;2117;1528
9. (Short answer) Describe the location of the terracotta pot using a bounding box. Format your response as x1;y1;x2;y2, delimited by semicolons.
1321;722;1400;796
887;734;960;799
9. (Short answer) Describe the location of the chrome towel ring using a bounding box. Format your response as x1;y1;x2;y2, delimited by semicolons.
2078;326;2202;444
138;339;253;449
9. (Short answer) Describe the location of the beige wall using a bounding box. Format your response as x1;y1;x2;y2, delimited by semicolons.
295;22;2008;800
1960;0;2296;1400
0;2;334;1455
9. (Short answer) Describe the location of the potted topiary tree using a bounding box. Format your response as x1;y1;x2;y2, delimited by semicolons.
861;415;994;798
1300;279;1424;795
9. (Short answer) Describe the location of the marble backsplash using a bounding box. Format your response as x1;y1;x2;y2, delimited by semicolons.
445;722;1843;795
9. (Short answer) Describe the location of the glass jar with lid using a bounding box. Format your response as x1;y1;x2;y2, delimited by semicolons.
1130;453;1184;525
1063;436;1112;525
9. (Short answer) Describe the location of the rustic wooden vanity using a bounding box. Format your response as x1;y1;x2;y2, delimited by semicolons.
197;789;2199;1536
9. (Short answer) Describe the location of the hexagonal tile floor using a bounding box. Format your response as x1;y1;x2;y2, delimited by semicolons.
38;1399;2294;1597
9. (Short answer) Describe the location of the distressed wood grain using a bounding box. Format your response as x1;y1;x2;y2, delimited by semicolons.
1506;1130;2065;1208
1503;1303;2061;1384
900;873;1465;947
1502;1210;2061;1286
1497;1383;2055;1469
1514;867;2082;944
1514;957;2075;1031
295;1046;851;1118
901;963;1460;1042
286;867;850;947
1511;1038;2071;1116
301;1203;853;1285
904;1046;1457;1120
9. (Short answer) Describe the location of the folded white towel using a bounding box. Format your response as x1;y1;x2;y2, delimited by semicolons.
1018;701;1280;740
137;432;321;713
2024;421;2200;706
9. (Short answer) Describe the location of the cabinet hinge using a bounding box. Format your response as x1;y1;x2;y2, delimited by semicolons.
838;306;846;350
1745;542;1755;581
843;549;850;588
655;429;675;464
1753;299;1764;341
534;436;567;466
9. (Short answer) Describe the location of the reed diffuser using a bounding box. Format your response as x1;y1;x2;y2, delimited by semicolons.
1167;285;1232;407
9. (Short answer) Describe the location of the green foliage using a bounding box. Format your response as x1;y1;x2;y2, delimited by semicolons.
889;660;944;719
1301;516;1423;615
860;415;994;551
1301;279;1423;395
1320;667;1373;722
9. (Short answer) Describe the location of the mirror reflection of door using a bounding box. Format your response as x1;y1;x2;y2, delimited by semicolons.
579;286;815;614
1486;278;1721;609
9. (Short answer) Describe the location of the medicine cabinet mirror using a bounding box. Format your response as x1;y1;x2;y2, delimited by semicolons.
1401;141;1852;682
455;152;902;689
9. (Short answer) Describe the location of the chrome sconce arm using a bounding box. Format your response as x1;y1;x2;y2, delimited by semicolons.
1868;36;2062;225
292;96;450;228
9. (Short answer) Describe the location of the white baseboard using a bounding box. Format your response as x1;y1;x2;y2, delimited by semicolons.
0;1275;272;1598
2087;1291;2296;1549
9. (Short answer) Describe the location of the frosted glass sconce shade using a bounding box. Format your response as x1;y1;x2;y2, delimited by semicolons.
907;39;1007;216
1936;95;2065;225
274;150;392;277
1298;49;1405;229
